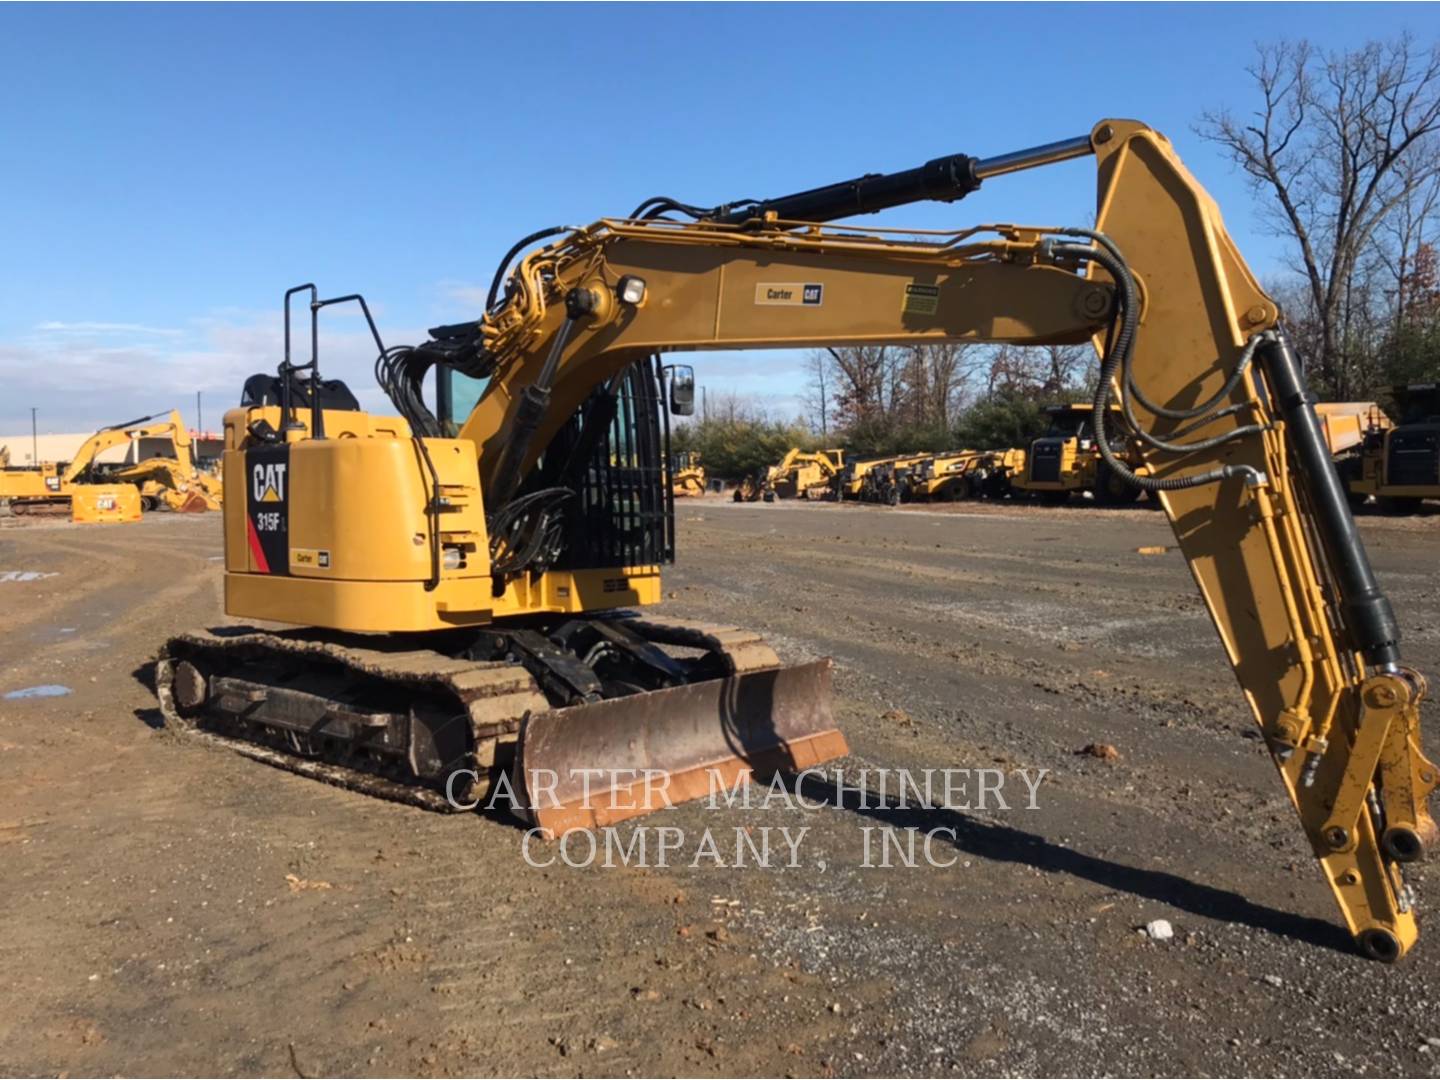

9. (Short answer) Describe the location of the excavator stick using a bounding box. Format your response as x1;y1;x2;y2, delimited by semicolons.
516;659;844;836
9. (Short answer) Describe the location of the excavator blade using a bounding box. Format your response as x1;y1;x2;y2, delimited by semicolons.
515;659;846;836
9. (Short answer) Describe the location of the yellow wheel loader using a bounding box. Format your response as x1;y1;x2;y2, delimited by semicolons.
158;121;1437;961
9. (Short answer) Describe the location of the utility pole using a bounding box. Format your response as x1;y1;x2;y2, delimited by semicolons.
702;385;708;422
196;390;203;434
30;407;37;465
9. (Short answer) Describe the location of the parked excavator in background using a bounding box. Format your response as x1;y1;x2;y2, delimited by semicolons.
157;120;1436;961
0;450;61;502
769;447;846;499
1339;385;1439;513
2;409;217;522
78;409;220;512
112;456;224;512
668;450;706;498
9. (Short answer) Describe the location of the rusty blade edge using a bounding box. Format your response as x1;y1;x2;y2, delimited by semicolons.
515;659;845;837
528;728;849;837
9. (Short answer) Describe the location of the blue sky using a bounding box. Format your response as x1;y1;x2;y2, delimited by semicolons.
0;2;1430;434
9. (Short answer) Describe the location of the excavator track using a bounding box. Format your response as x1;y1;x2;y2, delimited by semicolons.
157;617;842;826
158;628;550;811
8;499;70;518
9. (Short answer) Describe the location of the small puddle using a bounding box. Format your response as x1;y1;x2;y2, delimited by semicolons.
4;685;72;700
0;571;59;583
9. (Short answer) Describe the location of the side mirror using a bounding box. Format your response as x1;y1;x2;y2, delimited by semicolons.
667;364;695;416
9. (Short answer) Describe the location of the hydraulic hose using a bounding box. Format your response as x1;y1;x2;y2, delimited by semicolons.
1045;231;1265;492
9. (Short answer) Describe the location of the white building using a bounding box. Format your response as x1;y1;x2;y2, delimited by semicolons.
0;430;225;467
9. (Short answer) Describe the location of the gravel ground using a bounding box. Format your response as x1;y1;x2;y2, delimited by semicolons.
1;498;1438;1077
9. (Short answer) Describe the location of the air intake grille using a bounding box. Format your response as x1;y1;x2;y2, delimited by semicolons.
1029;440;1063;483
1388;429;1440;487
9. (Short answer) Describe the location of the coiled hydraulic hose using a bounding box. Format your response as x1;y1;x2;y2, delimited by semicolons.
1044;229;1266;492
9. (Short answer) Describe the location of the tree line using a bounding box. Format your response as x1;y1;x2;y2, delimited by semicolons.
674;342;1097;479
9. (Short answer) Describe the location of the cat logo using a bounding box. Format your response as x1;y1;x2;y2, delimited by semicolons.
754;282;824;307
252;462;287;503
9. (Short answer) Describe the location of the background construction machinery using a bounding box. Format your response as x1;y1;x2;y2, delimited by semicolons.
668;450;707;498
768;447;846;500
0;409;222;522
715;388;1440;515
1338;385;1440;513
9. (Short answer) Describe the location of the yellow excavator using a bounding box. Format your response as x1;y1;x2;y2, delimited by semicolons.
0;449;62;501
116;458;224;512
79;409;220;512
768;447;847;499
7;409;217;520
3;430;143;524
157;120;1436;962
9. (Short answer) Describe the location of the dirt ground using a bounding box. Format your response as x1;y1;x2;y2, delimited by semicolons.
2;497;1439;1078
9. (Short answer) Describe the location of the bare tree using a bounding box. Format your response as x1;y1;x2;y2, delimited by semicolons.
1198;36;1440;396
824;345;893;427
1039;343;1094;396
801;350;830;437
1376;155;1440;334
916;343;973;428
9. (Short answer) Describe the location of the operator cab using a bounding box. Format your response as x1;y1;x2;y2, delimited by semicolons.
1387;383;1440;488
1040;403;1097;447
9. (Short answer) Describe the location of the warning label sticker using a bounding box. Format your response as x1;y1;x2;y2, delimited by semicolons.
903;282;941;316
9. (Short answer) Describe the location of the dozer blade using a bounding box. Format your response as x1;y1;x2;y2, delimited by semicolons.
516;658;846;836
